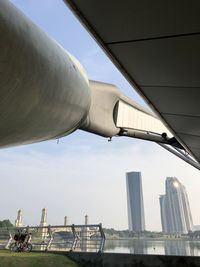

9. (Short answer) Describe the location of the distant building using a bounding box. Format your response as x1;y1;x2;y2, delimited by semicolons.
126;172;145;232
159;177;193;234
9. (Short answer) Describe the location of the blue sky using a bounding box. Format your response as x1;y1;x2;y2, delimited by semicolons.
1;0;199;230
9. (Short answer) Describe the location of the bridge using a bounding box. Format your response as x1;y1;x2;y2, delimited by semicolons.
0;224;105;253
0;0;199;170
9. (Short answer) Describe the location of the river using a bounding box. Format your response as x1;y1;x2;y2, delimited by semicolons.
104;239;200;256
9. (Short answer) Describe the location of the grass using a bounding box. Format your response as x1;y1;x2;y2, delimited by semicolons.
0;250;79;267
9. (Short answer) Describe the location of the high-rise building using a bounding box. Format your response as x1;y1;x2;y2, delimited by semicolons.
126;172;145;232
160;177;193;234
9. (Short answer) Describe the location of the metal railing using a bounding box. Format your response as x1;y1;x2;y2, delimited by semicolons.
0;224;105;252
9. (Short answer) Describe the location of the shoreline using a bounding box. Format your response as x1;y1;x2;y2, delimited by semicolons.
105;237;200;241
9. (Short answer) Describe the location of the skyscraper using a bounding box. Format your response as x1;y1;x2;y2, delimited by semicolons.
126;172;145;232
160;177;193;234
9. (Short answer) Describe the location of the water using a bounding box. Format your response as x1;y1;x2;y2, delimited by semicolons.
104;239;200;256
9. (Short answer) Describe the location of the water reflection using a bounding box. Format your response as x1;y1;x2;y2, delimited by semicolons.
105;239;200;256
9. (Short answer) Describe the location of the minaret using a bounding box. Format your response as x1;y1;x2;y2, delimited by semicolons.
82;215;89;251
15;209;23;227
40;208;48;239
85;214;89;225
64;216;68;226
40;208;47;227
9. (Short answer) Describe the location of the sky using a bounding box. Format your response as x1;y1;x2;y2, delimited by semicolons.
2;0;199;231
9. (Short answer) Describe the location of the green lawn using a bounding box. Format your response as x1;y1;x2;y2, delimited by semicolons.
0;250;79;267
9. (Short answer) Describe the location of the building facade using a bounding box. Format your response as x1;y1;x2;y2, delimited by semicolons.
160;177;193;234
126;172;145;232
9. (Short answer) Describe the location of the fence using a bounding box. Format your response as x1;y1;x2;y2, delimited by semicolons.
0;224;105;252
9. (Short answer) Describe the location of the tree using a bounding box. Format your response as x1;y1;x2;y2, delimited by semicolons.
0;219;13;228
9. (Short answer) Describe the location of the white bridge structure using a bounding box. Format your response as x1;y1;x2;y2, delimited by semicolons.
0;224;105;253
0;0;199;169
9;210;102;252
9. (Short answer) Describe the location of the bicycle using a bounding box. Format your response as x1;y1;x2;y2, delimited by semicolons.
10;231;32;252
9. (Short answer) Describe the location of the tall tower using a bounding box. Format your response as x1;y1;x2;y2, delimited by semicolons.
64;216;68;226
82;214;89;251
160;177;193;234
40;208;48;239
126;172;145;232
85;214;89;225
15;209;23;227
40;208;47;227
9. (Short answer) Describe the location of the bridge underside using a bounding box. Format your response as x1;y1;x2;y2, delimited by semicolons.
65;0;200;164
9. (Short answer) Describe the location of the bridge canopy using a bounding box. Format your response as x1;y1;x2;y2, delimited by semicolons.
65;0;200;163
